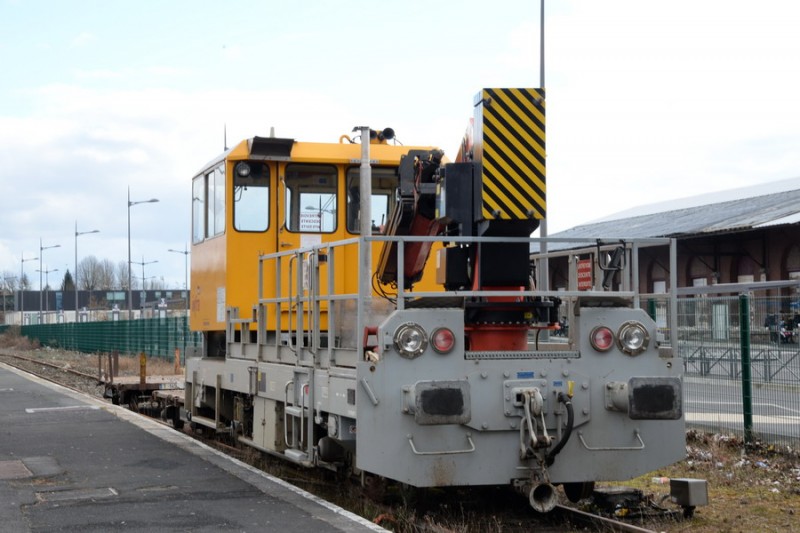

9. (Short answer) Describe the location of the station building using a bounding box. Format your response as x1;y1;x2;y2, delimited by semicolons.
545;176;800;297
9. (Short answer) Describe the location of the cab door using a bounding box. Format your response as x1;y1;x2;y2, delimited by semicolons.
276;163;340;341
227;159;278;330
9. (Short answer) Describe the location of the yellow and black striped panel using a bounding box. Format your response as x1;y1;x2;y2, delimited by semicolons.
477;88;545;220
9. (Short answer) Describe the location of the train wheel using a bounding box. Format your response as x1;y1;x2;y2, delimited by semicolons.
361;473;386;502
563;481;595;503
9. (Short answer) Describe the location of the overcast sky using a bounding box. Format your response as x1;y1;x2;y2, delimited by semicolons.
2;0;800;289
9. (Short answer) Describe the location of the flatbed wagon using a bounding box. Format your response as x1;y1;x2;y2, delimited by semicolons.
103;374;185;428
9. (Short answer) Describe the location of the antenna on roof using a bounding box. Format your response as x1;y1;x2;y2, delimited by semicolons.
224;123;228;151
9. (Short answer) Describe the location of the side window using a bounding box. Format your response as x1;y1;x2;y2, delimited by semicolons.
206;168;216;237
193;163;226;241
346;167;398;234
284;164;337;233
213;165;225;236
233;161;270;232
192;175;205;243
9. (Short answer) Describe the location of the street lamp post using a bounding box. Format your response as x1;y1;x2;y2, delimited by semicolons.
304;205;335;232
39;239;61;322
131;257;158;311
36;268;58;322
128;187;159;318
75;221;100;322
168;244;190;314
20;253;38;322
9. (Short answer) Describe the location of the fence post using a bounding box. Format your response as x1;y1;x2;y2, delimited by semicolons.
738;293;754;444
139;352;146;387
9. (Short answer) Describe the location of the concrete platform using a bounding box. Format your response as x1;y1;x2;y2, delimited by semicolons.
0;363;384;533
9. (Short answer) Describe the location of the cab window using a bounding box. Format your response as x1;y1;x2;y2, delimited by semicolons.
233;161;270;232
284;164;337;233
346;167;398;234
192;176;205;243
192;163;225;242
210;165;225;236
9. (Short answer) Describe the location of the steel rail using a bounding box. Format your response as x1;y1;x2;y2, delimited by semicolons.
554;504;659;533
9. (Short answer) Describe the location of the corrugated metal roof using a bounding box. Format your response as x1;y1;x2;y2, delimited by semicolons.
543;180;800;250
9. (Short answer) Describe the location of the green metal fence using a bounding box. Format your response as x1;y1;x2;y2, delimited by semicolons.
18;317;202;361
676;295;800;448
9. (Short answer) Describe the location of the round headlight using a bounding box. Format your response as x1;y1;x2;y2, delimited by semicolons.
617;321;650;355
589;326;614;352
393;323;427;359
235;162;251;177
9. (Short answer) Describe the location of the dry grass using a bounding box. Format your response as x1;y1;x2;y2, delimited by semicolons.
0;326;40;350
614;429;800;532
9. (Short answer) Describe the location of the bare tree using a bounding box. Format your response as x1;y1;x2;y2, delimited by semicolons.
98;259;116;289
117;261;135;290
2;271;18;291
148;276;167;290
78;255;101;290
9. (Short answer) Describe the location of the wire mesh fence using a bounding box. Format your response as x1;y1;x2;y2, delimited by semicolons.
16;316;202;362
674;295;800;448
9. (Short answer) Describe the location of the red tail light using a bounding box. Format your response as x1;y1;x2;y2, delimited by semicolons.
431;327;456;354
590;326;614;352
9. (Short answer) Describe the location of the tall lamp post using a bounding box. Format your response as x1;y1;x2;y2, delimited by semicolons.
37;268;59;322
39;239;61;322
128;188;159;318
131;257;158;310
168;244;190;314
75;221;99;322
20;253;37;322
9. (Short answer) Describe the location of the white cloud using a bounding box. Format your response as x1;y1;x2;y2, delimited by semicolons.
70;32;95;48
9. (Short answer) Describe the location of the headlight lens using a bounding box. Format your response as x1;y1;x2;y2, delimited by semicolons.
589;326;614;352
617;321;650;355
235;162;251;177
430;327;455;354
393;323;428;358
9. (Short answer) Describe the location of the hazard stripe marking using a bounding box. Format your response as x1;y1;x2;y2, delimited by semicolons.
480;88;546;220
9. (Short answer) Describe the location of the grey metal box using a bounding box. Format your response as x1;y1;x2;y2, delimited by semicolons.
670;478;708;507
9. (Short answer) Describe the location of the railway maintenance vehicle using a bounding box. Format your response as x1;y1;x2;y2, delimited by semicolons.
183;88;685;512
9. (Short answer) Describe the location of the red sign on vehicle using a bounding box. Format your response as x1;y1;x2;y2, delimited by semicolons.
577;258;593;290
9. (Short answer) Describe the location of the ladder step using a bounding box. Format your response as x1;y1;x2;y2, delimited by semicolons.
285;406;303;418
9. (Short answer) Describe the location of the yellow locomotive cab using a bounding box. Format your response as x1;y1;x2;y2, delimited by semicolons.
189;132;443;341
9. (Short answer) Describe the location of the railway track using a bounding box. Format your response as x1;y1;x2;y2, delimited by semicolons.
2;351;99;380
0;350;666;533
